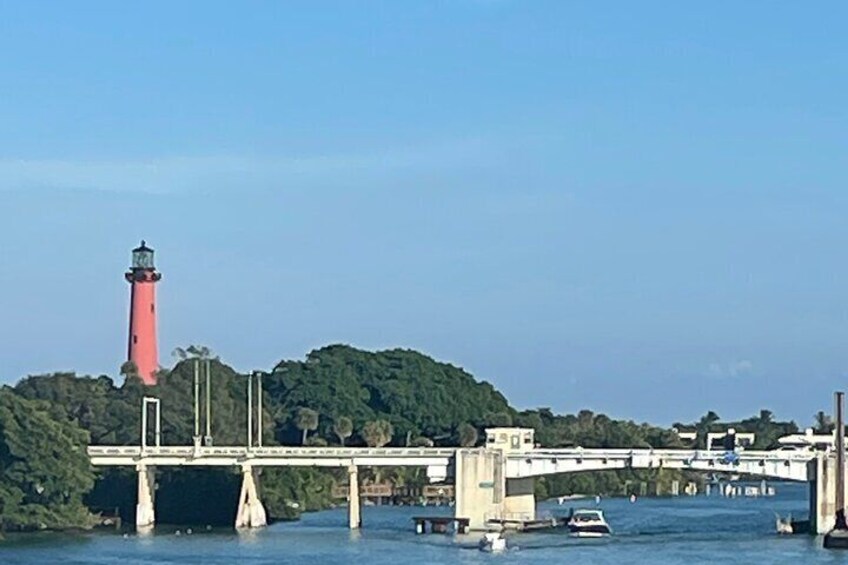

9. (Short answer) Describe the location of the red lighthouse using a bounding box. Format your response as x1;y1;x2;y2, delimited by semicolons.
125;241;161;385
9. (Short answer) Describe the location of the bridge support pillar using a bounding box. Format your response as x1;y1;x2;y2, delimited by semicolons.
235;466;267;529
454;449;504;530
809;452;848;534
348;465;361;529
136;464;156;530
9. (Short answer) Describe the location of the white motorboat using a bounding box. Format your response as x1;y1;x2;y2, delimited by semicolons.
775;513;794;534
479;531;508;552
567;509;612;537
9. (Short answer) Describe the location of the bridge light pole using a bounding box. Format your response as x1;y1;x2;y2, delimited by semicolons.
246;370;265;449
247;372;253;450
193;360;201;448
193;358;215;449
205;359;212;446
256;371;264;448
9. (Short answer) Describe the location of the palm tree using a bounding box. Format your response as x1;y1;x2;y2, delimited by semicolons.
457;423;478;447
814;410;833;434
361;420;394;485
295;407;319;445
171;345;217;360
119;360;139;381
698;411;721;429
362;420;393;448
333;416;353;446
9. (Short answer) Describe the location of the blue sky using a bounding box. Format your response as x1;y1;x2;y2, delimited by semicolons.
1;1;847;425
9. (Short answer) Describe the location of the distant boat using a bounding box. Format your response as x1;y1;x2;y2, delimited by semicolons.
479;531;508;552
776;516;793;535
567;509;612;537
557;494;588;504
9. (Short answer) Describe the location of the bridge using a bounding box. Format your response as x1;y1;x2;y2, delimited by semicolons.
87;444;813;482
88;427;830;533
514;447;812;481
88;445;455;474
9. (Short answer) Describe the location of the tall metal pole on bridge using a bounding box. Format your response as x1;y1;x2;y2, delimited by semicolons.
247;371;253;450
205;359;212;444
193;360;200;444
825;391;848;549
257;371;263;448
838;391;846;529
247;370;264;449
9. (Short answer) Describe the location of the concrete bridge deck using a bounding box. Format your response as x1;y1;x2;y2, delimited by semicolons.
515;448;815;481
87;445;456;469
87;445;815;482
86;436;827;533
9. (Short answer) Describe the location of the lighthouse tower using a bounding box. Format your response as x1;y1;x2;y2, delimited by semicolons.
125;241;161;385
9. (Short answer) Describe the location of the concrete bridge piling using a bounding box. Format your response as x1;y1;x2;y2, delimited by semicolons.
135;464;156;529
348;465;361;529
235;466;267;529
809;452;848;534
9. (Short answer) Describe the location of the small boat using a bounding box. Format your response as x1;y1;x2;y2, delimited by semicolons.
479;531;508;553
775;513;793;535
567;509;612;537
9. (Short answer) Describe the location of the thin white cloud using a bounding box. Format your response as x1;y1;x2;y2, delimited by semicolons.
0;138;496;194
703;359;755;379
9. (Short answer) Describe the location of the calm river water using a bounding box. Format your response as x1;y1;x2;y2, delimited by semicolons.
1;483;840;564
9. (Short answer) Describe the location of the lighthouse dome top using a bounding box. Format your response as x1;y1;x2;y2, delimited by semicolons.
131;240;155;270
133;240;154;253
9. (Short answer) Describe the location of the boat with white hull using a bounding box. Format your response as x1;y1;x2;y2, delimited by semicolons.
566;509;612;537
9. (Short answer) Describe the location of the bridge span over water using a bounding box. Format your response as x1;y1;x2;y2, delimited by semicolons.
87;444;813;482
88;428;829;533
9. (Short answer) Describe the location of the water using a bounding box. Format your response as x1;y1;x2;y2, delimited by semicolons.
1;483;841;564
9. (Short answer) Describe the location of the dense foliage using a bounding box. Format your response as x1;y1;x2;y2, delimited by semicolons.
266;345;512;445
0;388;94;532
3;344;806;530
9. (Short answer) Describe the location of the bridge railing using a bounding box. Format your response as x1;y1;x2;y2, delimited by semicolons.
521;448;816;462
86;445;458;458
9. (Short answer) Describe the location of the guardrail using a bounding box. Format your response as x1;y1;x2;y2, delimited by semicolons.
521;448;816;461
87;445;816;461
87;445;458;458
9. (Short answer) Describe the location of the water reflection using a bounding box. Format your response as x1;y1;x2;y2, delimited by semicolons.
237;527;260;544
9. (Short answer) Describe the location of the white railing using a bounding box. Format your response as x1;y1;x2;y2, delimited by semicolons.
87;445;457;458
520;448;816;462
87;445;815;462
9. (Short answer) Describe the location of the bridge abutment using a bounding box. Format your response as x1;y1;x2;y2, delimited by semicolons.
235;466;267;529
454;447;537;530
455;449;503;530
809;452;848;534
348;465;361;529
136;464;156;530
